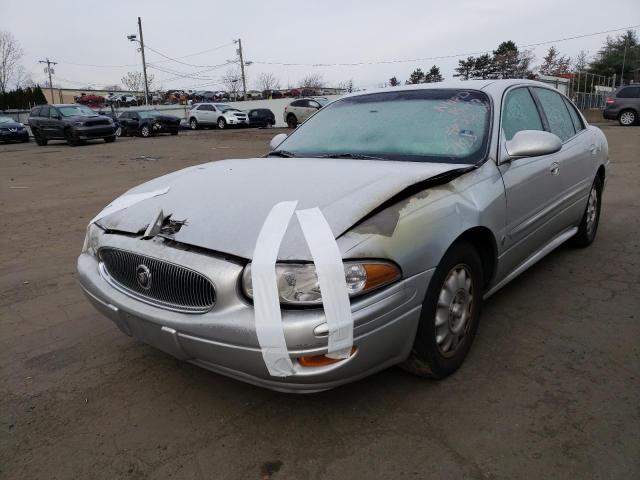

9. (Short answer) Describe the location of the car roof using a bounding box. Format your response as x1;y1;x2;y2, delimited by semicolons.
340;79;550;100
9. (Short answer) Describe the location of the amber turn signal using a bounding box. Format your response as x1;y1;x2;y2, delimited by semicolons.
363;263;401;292
298;347;358;367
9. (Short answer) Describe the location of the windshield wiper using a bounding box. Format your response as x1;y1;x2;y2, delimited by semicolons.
267;150;297;158
318;153;385;160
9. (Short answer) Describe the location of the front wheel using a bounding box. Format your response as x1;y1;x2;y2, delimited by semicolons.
33;129;48;146
287;115;297;129
140;125;152;137
570;176;602;247
217;117;227;129
618;109;637;126
401;241;484;379
65;128;81;147
115;126;122;137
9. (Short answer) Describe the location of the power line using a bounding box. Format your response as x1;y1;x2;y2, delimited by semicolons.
251;24;640;67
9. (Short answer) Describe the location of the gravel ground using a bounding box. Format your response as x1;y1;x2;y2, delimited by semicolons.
1;124;638;480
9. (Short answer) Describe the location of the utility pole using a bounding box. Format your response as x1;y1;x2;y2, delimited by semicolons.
236;38;247;101
138;17;150;105
38;58;57;103
620;36;628;87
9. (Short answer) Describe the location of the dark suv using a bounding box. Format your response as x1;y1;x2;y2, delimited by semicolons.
28;104;117;146
603;84;640;126
247;108;276;128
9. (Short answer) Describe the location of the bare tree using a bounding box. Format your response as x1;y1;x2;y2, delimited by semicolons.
574;50;589;72
13;65;34;88
256;72;281;92
539;46;572;76
0;31;25;93
336;79;355;92
103;84;122;92
222;67;242;99
299;73;325;88
120;71;155;92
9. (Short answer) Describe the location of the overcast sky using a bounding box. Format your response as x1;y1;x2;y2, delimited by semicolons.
2;0;639;91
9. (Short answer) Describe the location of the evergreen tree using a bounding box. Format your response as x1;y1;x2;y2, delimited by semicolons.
389;76;400;86
539;46;572;76
425;65;443;83
471;54;494;79
589;30;639;83
406;68;425;84
454;57;475;80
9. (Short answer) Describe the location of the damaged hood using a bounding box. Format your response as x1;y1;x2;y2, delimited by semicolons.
96;158;468;259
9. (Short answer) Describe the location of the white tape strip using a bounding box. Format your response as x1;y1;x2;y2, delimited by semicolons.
251;201;298;377
90;186;170;225
296;207;353;359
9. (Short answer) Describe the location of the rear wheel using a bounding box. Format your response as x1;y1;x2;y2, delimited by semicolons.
265;120;274;128
618;109;637;126
570;176;602;247
190;118;198;130
401;241;484;379
287;114;297;129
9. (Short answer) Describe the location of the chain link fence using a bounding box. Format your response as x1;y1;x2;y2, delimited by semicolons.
567;71;617;111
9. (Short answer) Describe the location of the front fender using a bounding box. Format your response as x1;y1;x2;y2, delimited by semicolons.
337;160;506;278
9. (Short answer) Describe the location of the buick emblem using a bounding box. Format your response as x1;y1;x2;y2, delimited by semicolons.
136;264;152;290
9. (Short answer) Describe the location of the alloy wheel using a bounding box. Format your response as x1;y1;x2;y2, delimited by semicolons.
141;126;150;137
218;118;226;129
585;185;598;237
620;111;635;125
435;264;474;358
115;126;122;137
190;119;197;130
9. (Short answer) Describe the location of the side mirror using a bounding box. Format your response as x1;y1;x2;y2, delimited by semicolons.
505;130;562;160
270;133;287;150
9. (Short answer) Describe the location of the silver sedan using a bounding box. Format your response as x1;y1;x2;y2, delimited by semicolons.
78;80;608;393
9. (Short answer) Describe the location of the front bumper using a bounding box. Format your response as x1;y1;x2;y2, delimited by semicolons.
77;234;431;393
77;125;116;139
0;129;29;141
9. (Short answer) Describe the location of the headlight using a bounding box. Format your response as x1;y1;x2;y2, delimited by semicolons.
241;261;401;306
81;223;103;256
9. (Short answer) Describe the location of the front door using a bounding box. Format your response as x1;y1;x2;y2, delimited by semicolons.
497;86;567;277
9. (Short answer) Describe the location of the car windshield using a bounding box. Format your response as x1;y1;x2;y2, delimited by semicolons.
138;111;161;118
58;105;98;117
216;104;232;111
274;89;491;164
0;116;15;123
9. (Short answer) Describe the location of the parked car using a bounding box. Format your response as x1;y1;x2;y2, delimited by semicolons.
603;84;640;125
75;94;105;108
187;103;249;129
28;104;116;146
78;80;608;393
283;97;328;128
247;108;276;128
0;116;29;143
97;107;122;137
118;110;180;137
105;94;138;107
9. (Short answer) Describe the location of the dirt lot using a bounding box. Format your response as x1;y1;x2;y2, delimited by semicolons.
1;125;639;479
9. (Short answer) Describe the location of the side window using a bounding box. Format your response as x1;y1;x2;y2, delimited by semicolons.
501;88;544;141
534;87;575;142
39;106;51;118
290;100;303;107
562;97;584;133
617;87;640;98
308;101;321;109
31;107;41;116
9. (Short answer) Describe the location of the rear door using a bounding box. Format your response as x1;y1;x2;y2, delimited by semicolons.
300;99;321;122
37;106;51;137
498;86;568;274
532;87;594;215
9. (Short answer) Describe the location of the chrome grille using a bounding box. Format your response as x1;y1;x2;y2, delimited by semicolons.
98;247;215;313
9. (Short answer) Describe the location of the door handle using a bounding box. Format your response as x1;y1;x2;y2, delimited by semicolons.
588;144;600;155
550;162;560;176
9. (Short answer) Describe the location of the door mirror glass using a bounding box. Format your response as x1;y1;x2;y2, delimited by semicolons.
505;130;562;159
270;133;287;150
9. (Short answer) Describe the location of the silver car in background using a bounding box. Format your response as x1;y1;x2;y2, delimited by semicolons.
78;80;608;393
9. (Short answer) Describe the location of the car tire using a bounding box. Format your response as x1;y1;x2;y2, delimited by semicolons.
140;125;152;137
115;126;122;137
217;117;227;129
190;118;198;130
401;240;484;379
287;114;297;129
65;128;81;147
618;109;637;126
265;120;274;128
33;129;48;146
21;137;29;143
104;136;116;143
171;131;178;136
569;175;603;248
